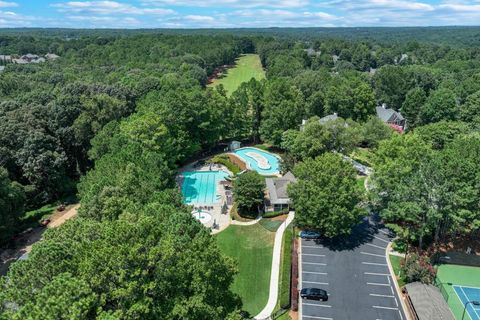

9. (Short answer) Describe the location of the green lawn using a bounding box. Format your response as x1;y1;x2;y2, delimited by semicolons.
216;223;275;316
356;176;366;191
389;255;406;287
209;54;265;95
436;264;480;319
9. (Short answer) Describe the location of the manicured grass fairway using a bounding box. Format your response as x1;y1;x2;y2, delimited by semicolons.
216;223;275;315
436;264;480;319
209;54;265;95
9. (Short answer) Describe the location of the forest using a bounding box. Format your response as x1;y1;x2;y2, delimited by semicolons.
1;28;480;319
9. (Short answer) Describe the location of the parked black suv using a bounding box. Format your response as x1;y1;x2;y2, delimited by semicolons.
300;288;328;301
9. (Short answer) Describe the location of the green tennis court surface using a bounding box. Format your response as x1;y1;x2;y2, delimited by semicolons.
436;264;480;319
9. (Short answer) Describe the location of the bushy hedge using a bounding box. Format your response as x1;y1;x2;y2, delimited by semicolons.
209;154;242;175
263;208;289;218
279;225;293;308
401;253;436;284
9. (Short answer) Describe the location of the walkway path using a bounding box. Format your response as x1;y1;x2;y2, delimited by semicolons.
254;211;295;320
230;215;262;226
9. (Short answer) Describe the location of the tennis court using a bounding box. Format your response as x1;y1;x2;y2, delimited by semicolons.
436;264;480;319
453;285;480;320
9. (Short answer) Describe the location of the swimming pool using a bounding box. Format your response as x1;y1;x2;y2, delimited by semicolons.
233;147;281;175
181;170;229;205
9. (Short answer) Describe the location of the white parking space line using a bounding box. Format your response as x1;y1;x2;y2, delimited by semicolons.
367;282;391;287
366;243;386;250
362;262;387;266
303;245;324;249
303;281;329;285
398;310;404;320
303;262;327;266
303;253;326;257
361;252;385;258
373;306;399;311
389;286;394;295
364;272;390;276
303;316;333;320
378;229;391;236
303;271;328;275
303;303;332;308
374;236;390;244
370;293;395;298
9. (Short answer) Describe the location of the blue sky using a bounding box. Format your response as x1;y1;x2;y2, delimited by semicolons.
1;0;480;28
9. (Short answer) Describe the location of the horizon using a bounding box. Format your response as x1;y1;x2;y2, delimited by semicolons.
2;0;480;29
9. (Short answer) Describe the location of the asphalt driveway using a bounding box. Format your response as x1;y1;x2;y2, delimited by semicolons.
299;215;406;320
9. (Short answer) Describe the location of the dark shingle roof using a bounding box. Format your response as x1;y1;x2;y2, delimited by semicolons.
405;282;455;320
376;106;404;123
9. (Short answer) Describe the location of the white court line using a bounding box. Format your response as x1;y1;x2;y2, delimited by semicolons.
365;272;390;276
373;306;399;311
303;316;333;320
367;243;386;250
367;282;391;287
303;281;329;285
303;245;324;248
362;262;387;266
459;286;480;320
361;252;385;258
303;262;326;266
303;303;331;308
303;271;328;275
374;236;390;244
370;293;395;298
303;253;326;257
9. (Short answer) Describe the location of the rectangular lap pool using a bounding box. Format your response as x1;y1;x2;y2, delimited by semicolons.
181;170;229;205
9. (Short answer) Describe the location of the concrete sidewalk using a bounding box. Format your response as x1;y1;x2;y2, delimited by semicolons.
255;211;295;319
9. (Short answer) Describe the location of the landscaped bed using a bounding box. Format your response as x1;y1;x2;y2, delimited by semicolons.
215;223;275;316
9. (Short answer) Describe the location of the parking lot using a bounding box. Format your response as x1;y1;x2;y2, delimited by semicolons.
300;216;406;320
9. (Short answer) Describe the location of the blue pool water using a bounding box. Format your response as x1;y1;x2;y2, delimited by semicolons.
233;147;281;175
181;170;229;205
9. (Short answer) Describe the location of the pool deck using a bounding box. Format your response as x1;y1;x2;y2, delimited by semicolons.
177;160;233;234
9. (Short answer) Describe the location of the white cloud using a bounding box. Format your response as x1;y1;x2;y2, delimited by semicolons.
184;15;215;22
227;9;339;27
53;1;175;15
142;0;309;8
0;10;36;27
318;0;434;12
0;1;17;8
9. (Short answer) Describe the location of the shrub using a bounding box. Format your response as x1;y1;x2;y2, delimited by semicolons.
401;253;436;284
279;225;293;308
209;154;242;175
291;237;299;311
263;208;289;218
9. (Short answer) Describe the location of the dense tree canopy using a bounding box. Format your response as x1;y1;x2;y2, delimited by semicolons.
0;213;240;319
289;154;366;237
233;171;265;217
0;168;25;244
3;28;480;317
